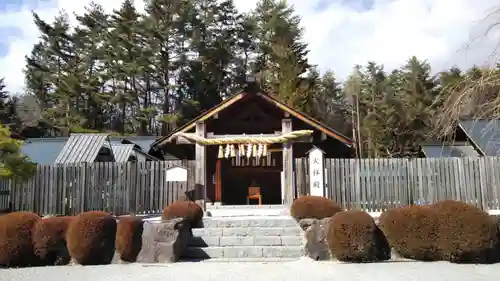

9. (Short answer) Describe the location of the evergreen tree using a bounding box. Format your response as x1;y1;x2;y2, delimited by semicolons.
251;0;314;113
0;125;36;180
74;2;112;132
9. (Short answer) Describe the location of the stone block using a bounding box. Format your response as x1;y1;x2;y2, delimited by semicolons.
136;218;191;263
219;236;254;246
301;217;332;261
262;246;304;258
253;236;281;246
223;246;263;258
281;236;302;246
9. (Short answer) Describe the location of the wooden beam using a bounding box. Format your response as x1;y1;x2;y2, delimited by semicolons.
173;132;313;144
207;132;281;138
195;121;207;210
282;118;294;205
207;132;313;143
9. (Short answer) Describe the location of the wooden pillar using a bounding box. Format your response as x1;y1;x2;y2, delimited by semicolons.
282;118;294;205
215;159;222;202
195;121;207;210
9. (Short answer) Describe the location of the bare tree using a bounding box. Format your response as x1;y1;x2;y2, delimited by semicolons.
432;7;500;139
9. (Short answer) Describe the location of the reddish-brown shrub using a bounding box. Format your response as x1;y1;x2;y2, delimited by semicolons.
163;201;203;227
378;206;441;261
116;216;144;262
32;216;74;266
0;211;40;267
327;210;390;262
66;211;117;265
431;200;499;263
290;196;342;221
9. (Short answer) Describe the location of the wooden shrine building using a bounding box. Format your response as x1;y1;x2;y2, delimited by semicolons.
150;82;354;207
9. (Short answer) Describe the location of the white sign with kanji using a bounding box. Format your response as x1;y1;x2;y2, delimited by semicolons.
308;147;325;197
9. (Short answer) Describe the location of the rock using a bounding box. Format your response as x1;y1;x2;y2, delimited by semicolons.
301;217;332;261
136;218;191;263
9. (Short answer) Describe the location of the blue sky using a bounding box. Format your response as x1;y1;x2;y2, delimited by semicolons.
0;0;52;60
0;0;499;93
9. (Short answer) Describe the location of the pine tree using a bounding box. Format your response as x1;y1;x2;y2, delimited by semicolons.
143;0;194;132
395;57;438;156
251;0;313;112
28;12;83;135
106;0;144;134
0;125;36;180
0;78;10;124
309;69;351;135
74;2;112;132
356;62;390;157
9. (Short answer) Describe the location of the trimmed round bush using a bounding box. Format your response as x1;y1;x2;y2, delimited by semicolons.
431;200;499;263
116;216;144;262
0;211;40;267
290;196;342;221
327;210;390;262
378;206;440;261
32;216;74;266
66;211;117;265
163;200;203;227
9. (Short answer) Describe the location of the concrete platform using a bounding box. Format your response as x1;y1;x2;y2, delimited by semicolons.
205;204;289;217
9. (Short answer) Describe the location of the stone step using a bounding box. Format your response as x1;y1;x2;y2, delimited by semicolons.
180;257;300;263
205;205;289;217
183;246;304;259
202;217;299;228
206;204;288;209
192;227;302;237
189;235;303;247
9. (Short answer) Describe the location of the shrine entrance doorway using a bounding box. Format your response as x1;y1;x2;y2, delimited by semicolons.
218;152;283;205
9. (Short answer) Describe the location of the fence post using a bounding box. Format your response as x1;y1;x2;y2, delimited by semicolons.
478;157;488;211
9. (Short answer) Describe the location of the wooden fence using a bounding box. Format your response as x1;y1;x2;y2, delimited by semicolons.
295;157;500;212
4;157;500;215
2;160;195;216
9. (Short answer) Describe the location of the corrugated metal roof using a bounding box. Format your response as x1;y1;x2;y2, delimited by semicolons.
459;120;500;156
120;136;157;152
21;138;68;164
110;144;135;162
422;143;479;158
55;134;110;164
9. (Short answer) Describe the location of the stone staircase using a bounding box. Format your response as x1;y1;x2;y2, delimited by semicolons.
182;205;305;261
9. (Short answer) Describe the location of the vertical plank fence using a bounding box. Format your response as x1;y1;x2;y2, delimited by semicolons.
4;160;195;216
295;157;500;212
5;157;500;215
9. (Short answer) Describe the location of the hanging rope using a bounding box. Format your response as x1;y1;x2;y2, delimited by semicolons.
173;130;313;145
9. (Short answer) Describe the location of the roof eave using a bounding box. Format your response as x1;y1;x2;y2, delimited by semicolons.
151;87;353;149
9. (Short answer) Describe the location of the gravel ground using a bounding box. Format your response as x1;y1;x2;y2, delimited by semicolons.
2;258;500;281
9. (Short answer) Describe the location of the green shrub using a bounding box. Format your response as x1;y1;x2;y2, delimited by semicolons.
116;216;144;262
431;200;499;263
163;200;203;227
66;211;117;265
379;206;440;261
290;196;342;221
0;211;40;267
32;216;74;266
327;210;390;262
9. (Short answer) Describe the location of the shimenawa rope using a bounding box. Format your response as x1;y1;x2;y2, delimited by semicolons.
173;130;313;145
